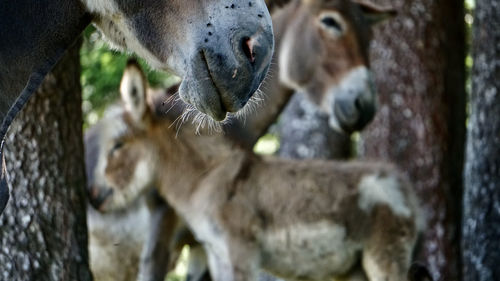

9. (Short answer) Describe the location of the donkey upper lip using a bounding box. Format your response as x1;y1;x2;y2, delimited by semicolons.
200;50;229;117
90;188;114;211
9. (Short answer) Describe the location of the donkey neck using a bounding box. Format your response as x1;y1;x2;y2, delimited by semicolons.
152;123;203;188
157;126;254;215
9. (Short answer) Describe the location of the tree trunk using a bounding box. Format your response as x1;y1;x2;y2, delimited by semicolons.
0;41;92;281
462;0;500;279
277;94;352;160
360;0;466;280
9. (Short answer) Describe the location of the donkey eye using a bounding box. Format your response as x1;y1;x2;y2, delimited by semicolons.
110;141;124;154
318;12;346;37
321;16;342;31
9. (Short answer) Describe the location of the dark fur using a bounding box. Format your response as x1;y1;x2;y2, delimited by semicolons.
408;262;434;281
0;0;91;214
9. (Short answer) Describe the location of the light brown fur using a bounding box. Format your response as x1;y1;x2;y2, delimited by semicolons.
92;63;422;281
87;201;148;281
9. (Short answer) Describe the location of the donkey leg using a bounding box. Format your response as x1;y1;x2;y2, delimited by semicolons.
206;248;232;281
333;265;369;281
186;244;210;281
205;239;258;281
138;192;179;281
229;239;260;281
362;206;416;281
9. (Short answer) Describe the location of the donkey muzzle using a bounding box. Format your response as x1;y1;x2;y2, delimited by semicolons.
179;3;274;121
329;67;377;133
88;185;114;211
334;92;376;133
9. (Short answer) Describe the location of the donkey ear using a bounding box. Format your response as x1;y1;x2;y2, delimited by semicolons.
353;0;397;26
120;58;148;124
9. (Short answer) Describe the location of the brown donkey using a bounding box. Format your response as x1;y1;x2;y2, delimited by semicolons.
85;87;205;281
236;0;396;145
89;62;423;281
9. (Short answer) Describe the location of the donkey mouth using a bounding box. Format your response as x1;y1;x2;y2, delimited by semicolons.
181;44;267;122
199;50;229;120
88;186;114;211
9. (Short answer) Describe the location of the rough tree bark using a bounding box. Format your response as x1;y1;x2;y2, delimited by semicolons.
277;94;351;160
0;42;92;280
462;0;500;279
360;0;466;280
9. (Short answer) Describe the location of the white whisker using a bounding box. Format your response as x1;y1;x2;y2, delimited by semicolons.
167;84;271;135
163;91;178;104
164;92;181;115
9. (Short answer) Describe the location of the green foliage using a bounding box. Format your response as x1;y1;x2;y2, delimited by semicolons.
80;25;178;127
254;133;280;155
165;246;190;281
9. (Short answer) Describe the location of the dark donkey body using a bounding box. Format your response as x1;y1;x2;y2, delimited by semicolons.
0;0;89;214
0;0;275;214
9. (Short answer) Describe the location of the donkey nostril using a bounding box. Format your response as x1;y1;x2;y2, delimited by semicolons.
241;36;255;63
354;97;363;111
89;185;98;197
89;188;113;210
